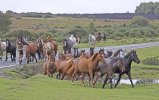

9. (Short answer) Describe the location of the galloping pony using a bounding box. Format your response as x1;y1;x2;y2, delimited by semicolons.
71;49;105;87
43;54;56;78
88;34;96;46
98;57;125;89
114;50;140;88
16;40;38;64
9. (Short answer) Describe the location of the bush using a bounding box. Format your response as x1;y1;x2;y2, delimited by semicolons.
130;16;149;27
142;56;159;65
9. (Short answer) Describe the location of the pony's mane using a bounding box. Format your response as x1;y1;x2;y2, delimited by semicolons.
112;49;121;57
91;53;98;61
124;51;133;58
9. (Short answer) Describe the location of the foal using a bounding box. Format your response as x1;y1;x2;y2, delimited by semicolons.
43;54;56;78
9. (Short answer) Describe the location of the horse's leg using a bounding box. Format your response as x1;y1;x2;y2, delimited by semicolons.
10;53;13;61
109;75;113;89
71;69;78;85
81;73;85;87
5;52;8;61
93;72;99;86
126;72;134;88
89;70;94;87
114;73;124;88
102;74;108;88
61;73;65;80
34;54;37;62
68;48;70;54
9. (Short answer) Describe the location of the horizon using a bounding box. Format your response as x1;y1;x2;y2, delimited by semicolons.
1;0;159;14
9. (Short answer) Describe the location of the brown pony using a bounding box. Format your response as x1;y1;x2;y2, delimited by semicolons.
56;50;87;80
71;49;105;87
43;54;56;78
55;58;74;80
43;42;56;61
37;38;45;60
16;41;38;64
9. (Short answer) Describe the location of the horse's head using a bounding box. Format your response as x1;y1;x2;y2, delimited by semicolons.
80;50;85;55
107;50;113;57
130;50;140;64
95;48;105;64
6;39;11;47
119;49;127;58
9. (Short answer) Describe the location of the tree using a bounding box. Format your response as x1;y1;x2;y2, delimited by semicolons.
135;2;159;14
0;13;12;35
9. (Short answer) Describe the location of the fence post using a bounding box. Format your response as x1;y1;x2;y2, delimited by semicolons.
16;47;20;65
23;47;27;65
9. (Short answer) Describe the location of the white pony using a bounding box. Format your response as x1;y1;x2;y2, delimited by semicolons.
88;34;96;46
0;39;6;60
69;35;77;47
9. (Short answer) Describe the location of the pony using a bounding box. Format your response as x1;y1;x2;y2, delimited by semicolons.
88;34;96;46
96;32;102;42
114;50;140;88
98;57;125;89
71;49;105;87
56;50;88;79
43;54;56;78
43;42;56;61
111;49;126;58
104;50;113;58
6;39;16;61
16;40;38;64
0;39;6;60
63;35;80;54
36;38;44;60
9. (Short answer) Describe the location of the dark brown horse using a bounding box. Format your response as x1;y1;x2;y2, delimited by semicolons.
96;32;102;42
114;50;140;88
98;57;125;89
43;54;56;78
71;49;105;87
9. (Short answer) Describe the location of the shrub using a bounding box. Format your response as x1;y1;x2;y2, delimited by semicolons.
130;16;149;27
142;56;159;65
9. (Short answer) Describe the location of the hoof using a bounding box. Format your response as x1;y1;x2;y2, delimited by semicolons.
72;82;74;85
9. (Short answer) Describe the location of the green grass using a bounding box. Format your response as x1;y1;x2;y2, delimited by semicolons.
0;46;159;100
0;75;159;100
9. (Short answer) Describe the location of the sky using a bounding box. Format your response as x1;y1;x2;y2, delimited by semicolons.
1;0;159;14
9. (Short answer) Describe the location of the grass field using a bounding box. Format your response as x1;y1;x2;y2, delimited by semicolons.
0;46;159;100
0;75;159;100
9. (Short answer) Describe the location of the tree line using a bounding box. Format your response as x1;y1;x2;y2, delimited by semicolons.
135;2;159;14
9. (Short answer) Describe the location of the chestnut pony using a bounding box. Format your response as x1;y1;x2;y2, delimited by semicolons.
16;40;38;64
71;49;105;87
